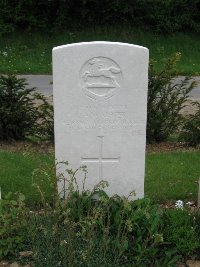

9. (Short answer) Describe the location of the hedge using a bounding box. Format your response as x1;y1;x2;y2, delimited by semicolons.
0;0;199;34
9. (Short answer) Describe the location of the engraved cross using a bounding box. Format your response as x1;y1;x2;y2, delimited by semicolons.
81;136;120;180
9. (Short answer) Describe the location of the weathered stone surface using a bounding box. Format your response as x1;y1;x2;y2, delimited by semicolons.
53;41;149;198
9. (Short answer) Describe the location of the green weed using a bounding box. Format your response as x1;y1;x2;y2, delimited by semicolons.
0;192;27;258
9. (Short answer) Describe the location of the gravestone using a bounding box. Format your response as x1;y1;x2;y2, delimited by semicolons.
53;41;149;199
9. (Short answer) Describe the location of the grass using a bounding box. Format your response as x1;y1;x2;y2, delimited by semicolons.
0;149;200;206
0;27;200;75
145;151;200;202
0;151;54;206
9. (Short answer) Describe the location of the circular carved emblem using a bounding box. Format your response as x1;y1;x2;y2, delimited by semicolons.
80;57;122;100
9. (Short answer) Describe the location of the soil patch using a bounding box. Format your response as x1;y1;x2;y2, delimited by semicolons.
0;140;199;154
146;141;200;153
0;140;54;154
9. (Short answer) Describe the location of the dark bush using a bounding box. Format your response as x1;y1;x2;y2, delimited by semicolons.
179;102;200;147
0;74;39;140
0;74;54;141
0;0;199;34
147;53;195;143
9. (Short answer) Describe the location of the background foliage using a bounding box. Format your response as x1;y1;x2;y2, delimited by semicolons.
0;0;199;35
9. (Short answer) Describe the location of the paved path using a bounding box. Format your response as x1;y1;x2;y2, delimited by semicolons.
18;75;53;96
18;75;200;98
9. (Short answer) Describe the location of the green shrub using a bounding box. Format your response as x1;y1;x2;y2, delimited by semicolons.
147;53;195;143
0;74;39;140
179;102;200;146
34;93;54;142
0;192;27;258
0;74;54;141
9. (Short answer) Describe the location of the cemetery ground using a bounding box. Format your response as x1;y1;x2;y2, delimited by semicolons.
0;30;200;266
0;141;200;267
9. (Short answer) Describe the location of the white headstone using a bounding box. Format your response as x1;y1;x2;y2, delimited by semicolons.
53;41;149;199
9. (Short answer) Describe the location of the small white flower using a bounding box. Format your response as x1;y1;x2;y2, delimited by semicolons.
2;52;8;57
175;200;184;209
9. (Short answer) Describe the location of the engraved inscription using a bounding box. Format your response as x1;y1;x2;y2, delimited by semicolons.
80;57;122;100
81;136;120;180
63;105;146;133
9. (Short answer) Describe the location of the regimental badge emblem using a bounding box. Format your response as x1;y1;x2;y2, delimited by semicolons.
80;57;122;100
